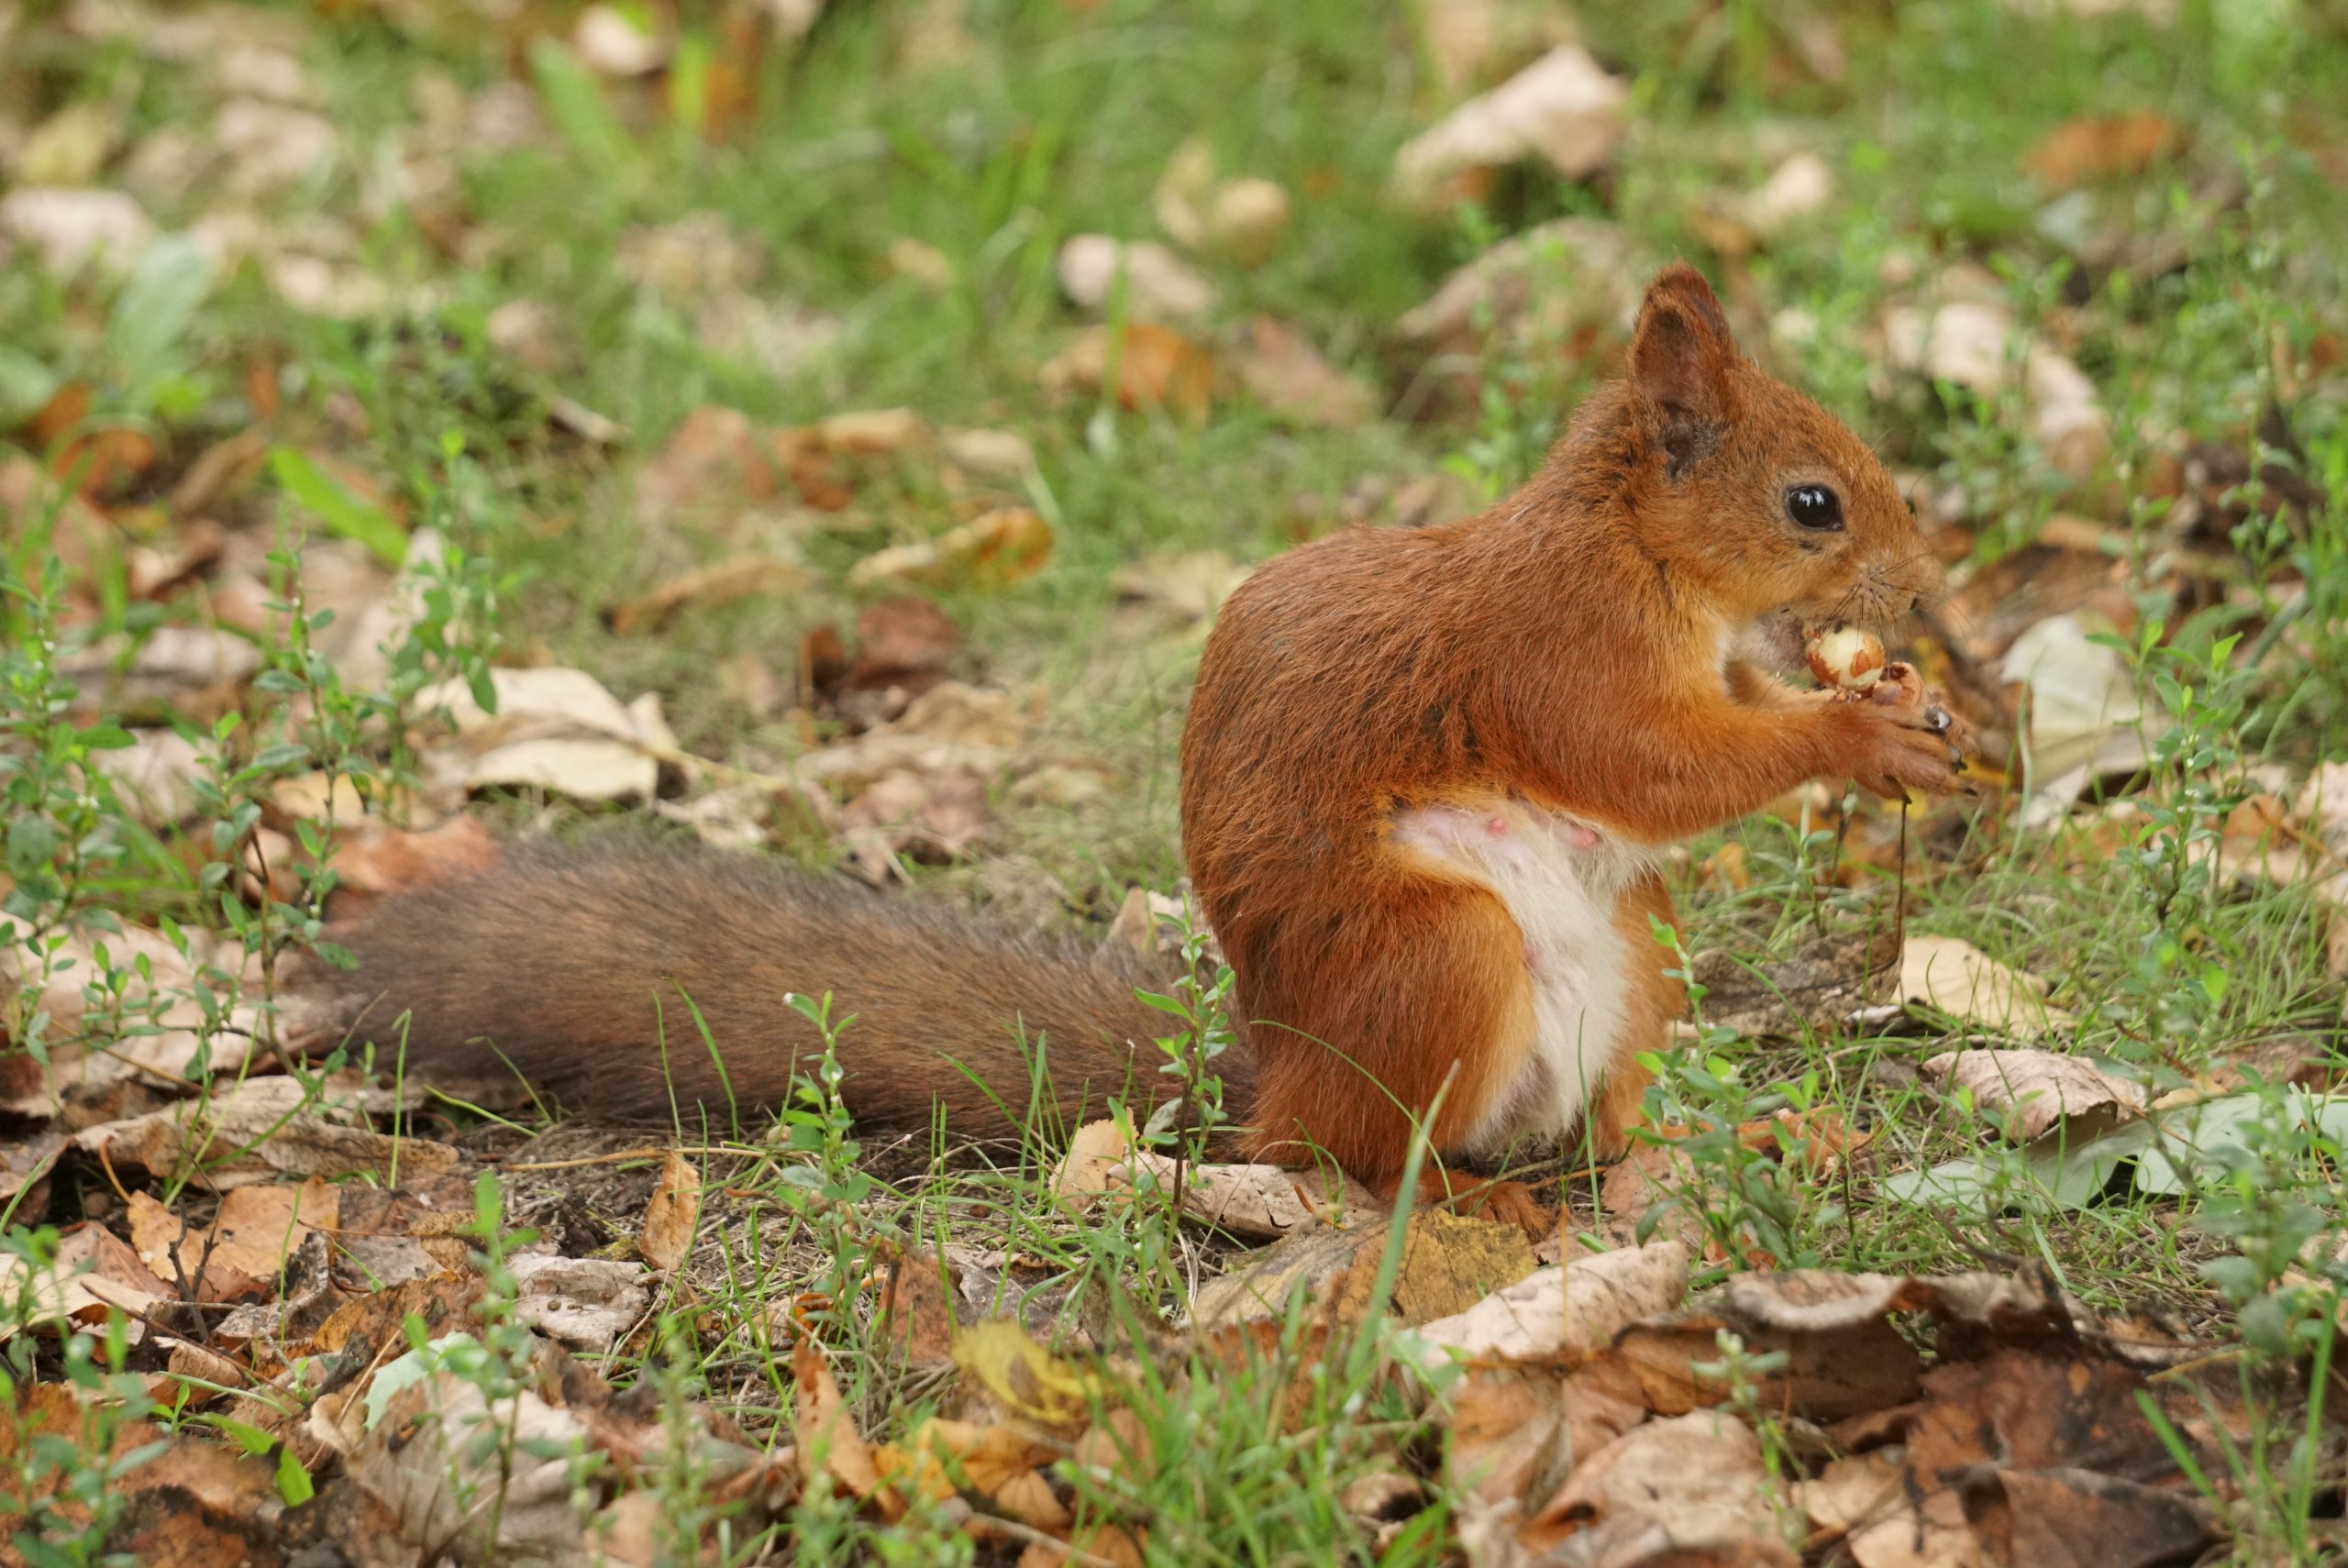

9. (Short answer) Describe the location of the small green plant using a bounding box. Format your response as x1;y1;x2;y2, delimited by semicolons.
1;546;144;1089
772;991;884;1331
1690;1329;1802;1548
2093;616;2254;1062
1134;914;1238;1214
0;1231;164;1567
1631;920;1835;1270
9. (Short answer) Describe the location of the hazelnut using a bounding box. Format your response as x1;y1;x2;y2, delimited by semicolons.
1803;624;1887;691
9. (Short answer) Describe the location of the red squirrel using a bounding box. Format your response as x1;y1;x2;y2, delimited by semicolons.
293;265;1958;1228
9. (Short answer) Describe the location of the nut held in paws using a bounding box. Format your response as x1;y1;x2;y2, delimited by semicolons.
1802;624;1886;691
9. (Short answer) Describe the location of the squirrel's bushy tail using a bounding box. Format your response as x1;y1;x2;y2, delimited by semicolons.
288;841;1196;1140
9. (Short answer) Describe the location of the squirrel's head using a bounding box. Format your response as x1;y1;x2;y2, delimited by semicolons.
1611;263;1937;636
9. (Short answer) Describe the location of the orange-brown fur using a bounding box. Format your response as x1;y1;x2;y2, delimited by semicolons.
289;842;1208;1139
298;265;1955;1230
1178;264;1951;1208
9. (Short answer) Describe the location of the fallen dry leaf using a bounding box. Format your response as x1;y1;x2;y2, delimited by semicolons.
510;1254;653;1351
1053;1116;1378;1237
795;1334;890;1506
1039;322;1215;414
1411;1239;1691;1368
837;763;991;881
1393;215;1640;352
1881;292;2110;482
0;1222;169;1342
0;922;261;1117
639;1148;703;1271
414;665;676;802
1523;1411;1786;1565
633;403;781;529
1056;234;1217;321
1899;934;2071;1036
72;1075;462;1187
606;551;814;635
1232;316;1375;427
1922;1048;2145;1141
127;1177;338;1302
349;1364;602;1557
92;728;210;827
1999;613;2150;824
2022;110;2188;189
953;1320;1102;1437
1390;43;1629;209
847;505;1055;591
1191;1208;1536;1333
317;815;500;916
880;1256;965;1371
1743;149;1834;237
1153;141;1292;266
0;186;157;274
1199;177;1290;267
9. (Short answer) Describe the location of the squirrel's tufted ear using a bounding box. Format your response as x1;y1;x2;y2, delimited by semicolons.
1628;263;1738;477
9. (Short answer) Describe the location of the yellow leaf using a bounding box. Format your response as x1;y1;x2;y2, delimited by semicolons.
952;1321;1101;1436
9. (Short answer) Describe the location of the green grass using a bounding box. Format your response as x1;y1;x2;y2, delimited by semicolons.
6;0;2348;1561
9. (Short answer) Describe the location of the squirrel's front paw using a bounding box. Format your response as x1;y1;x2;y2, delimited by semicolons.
1833;693;1966;800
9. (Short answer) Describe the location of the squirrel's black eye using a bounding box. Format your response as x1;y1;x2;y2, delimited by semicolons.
1787;484;1843;531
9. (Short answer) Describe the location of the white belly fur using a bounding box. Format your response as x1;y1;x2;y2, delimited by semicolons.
1390;801;1659;1154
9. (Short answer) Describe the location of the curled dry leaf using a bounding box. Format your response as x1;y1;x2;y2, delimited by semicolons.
1922;1048;2146;1142
1233;316;1375;428
1039;321;1215;414
2022;110;2188;189
1410;1239;1691;1369
606;551;814;635
1880;293;2110;481
847;505;1055;591
1394;215;1639;352
127;1178;338;1303
1191;1207;1538;1335
1390;43;1629;210
1523;1411;1788;1566
1052;1118;1135;1200
1999;613;2150;824
1056;234;1217;321
93;728;210;827
415;665;676;802
639;1148;703;1271
1054;1116;1376;1237
795;1335;889;1507
0;186;157;275
1899;934;2071;1036
952;1320;1102;1437
0;1222;169;1342
350;1367;601;1559
510;1255;653;1352
72;1075;462;1188
633;403;781;529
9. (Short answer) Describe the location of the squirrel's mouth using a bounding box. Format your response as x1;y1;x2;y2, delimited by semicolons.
1739;612;1811;672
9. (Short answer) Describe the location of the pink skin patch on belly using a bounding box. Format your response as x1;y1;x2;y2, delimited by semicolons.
1393;804;1605;973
